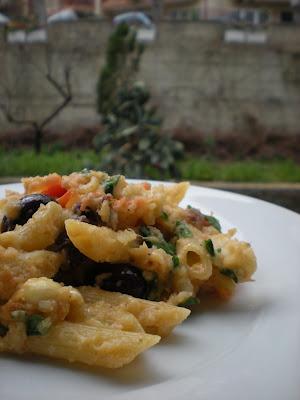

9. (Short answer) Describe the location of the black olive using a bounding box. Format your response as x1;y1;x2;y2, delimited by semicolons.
1;215;16;233
81;208;100;225
53;244;101;287
16;194;54;225
52;240;148;298
73;204;100;226
47;231;71;252
98;265;148;299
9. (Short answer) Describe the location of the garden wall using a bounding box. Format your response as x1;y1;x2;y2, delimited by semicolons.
0;21;300;140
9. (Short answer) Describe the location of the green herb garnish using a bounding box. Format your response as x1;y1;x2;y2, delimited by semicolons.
172;255;180;268
103;175;120;194
204;239;215;256
0;323;8;337
175;220;193;238
204;215;221;232
161;211;169;221
139;225;151;238
140;225;179;268
25;314;52;336
178;297;200;307
156;241;176;256
11;310;52;336
220;268;238;284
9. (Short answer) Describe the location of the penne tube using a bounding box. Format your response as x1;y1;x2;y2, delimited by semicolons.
129;244;173;282
26;322;160;368
177;238;213;282
79;286;190;337
0;247;64;302
0;202;65;251
162;182;189;206
83;302;144;333
65;219;137;263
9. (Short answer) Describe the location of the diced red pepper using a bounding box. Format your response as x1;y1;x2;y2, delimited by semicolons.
41;183;67;198
38;175;67;198
57;189;73;208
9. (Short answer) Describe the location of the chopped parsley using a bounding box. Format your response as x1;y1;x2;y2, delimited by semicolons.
175;220;193;238
0;323;8;337
161;211;169;221
103;175;120;194
11;310;52;336
156;241;176;256
204;239;215;257
204;215;221;232
172;255;180;268
178;297;200;307
139;225;151;238
140;225;179;268
26;314;52;336
220;268;239;284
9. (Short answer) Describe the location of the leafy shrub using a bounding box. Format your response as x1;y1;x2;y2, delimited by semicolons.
94;24;184;179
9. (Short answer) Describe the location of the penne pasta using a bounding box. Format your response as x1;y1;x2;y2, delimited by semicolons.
65;219;137;263
162;182;190;206
176;238;213;282
79;286;190;337
0;247;64;302
0;321;160;368
0;170;257;370
129;243;173;282
0;202;65;251
82;301;144;333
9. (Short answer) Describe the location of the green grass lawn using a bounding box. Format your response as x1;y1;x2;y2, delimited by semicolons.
0;149;300;182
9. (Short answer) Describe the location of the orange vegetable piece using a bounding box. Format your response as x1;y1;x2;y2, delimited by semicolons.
57;190;72;208
42;183;67;198
24;174;67;198
58;190;80;209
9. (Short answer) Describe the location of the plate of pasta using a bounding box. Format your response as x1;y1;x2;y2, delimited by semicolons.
0;171;299;400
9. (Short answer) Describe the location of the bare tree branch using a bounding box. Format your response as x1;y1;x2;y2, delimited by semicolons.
45;72;68;98
0;101;36;127
40;95;72;130
0;54;73;153
64;66;72;96
39;66;73;129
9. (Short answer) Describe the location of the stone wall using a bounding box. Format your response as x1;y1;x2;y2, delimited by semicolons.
0;20;300;141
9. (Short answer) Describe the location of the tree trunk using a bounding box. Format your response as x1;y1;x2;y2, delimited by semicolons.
34;125;43;154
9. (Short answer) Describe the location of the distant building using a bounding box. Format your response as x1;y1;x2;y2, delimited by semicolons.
0;0;27;17
1;0;298;23
45;0;102;15
102;0;300;24
0;0;103;18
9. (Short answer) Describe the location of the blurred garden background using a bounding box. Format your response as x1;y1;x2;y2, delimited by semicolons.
0;0;300;211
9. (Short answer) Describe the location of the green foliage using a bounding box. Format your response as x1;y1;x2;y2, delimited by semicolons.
0;148;300;183
0;149;99;177
97;23;144;116
95;24;184;179
180;158;300;182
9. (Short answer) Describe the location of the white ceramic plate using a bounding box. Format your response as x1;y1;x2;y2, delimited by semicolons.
0;182;300;400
